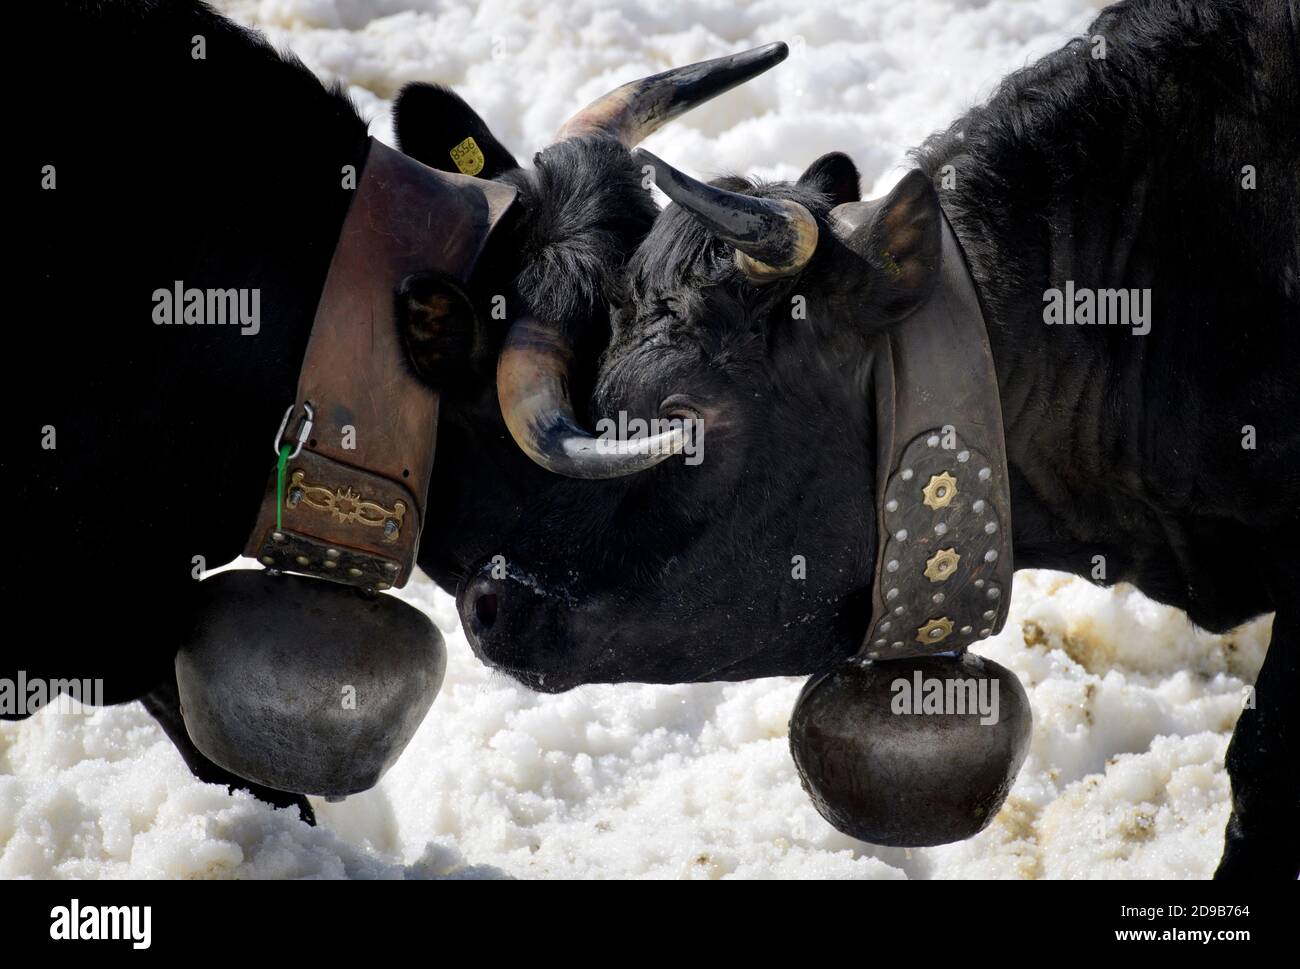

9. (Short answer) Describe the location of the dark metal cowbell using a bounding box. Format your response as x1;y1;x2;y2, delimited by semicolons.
790;654;1031;846
177;571;446;798
175;140;516;798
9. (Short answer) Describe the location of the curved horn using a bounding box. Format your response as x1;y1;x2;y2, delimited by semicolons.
497;316;691;479
633;148;818;280
500;46;784;478
557;42;788;146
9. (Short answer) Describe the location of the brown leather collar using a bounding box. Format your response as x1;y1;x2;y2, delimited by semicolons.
847;207;1014;660
244;138;515;590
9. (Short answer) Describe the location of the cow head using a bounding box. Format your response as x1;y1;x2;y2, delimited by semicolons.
396;49;942;691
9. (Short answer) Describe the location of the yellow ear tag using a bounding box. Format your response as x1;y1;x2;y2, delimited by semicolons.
449;136;485;176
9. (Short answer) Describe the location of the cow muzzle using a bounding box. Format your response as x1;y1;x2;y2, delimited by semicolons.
456;562;578;692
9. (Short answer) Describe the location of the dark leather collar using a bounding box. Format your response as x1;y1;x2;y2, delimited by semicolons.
243;138;515;590
855;208;1014;660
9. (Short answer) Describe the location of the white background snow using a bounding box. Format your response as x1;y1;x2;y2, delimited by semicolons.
1;0;1272;879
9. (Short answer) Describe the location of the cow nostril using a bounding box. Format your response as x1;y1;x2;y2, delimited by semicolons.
474;592;499;630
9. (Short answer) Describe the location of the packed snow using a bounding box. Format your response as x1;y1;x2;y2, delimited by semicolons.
2;0;1271;879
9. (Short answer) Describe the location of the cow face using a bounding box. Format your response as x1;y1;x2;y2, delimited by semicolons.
395;50;942;691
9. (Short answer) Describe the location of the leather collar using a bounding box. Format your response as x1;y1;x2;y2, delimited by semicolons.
856;208;1014;660
244;138;516;590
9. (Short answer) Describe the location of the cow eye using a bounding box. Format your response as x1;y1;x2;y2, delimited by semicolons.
659;394;702;423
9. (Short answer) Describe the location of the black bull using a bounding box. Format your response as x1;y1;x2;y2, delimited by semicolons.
10;0;1298;877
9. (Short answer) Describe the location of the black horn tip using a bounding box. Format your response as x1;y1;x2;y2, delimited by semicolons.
629;147;819;278
558;41;791;148
750;41;789;64
703;41;789;86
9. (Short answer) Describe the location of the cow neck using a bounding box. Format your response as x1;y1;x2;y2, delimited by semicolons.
244;138;516;591
858;208;1014;660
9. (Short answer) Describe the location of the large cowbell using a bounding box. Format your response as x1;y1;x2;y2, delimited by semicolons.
176;571;445;797
790;653;1031;846
175;139;516;798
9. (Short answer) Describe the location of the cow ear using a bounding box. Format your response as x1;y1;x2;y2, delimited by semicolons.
847;169;941;324
394;83;520;179
797;151;860;207
398;272;483;389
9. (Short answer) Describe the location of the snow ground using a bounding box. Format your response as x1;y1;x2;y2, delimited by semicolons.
1;0;1271;879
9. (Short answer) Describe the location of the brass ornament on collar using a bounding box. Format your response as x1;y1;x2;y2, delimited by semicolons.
916;616;954;644
922;471;958;510
287;470;406;534
925;547;961;582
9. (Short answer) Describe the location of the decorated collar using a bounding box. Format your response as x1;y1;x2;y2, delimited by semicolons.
243;139;515;591
858;210;1013;660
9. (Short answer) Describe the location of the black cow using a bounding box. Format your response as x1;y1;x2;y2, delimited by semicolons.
396;0;1298;877
10;4;785;822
